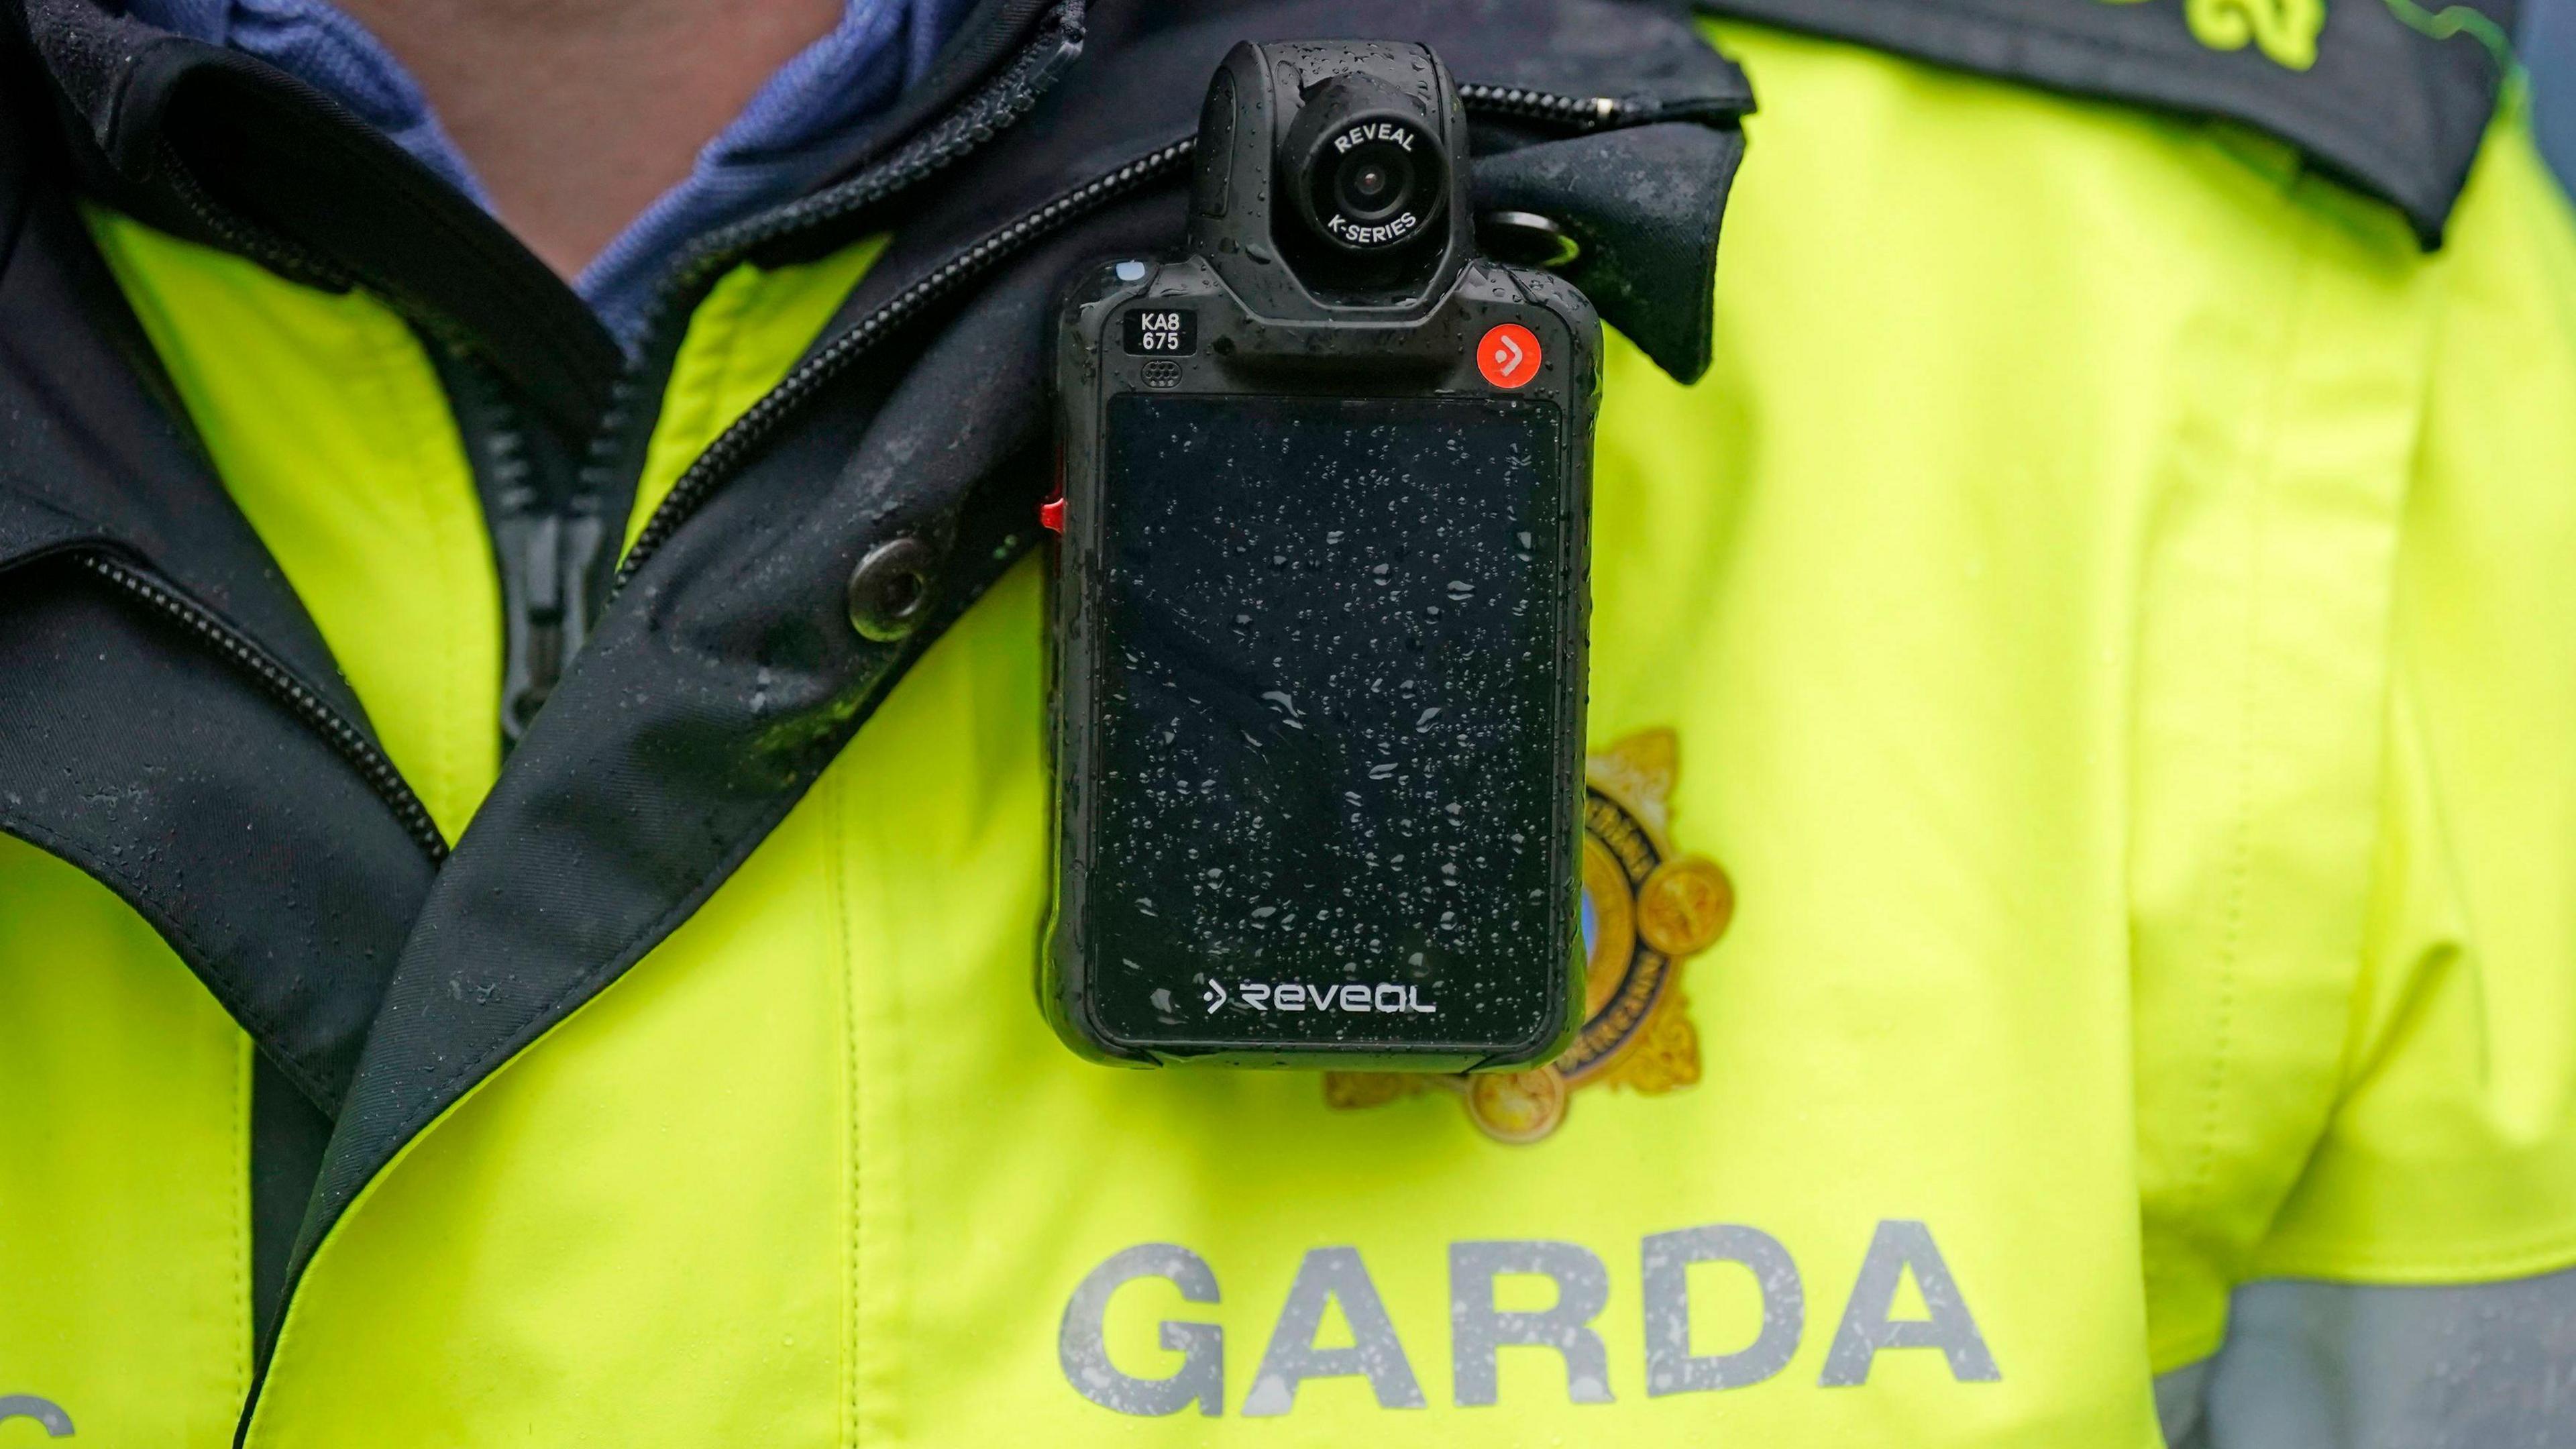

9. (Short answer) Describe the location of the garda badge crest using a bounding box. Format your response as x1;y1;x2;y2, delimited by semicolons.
1325;728;1733;1142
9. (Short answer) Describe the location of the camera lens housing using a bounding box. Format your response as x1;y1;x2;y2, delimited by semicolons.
1281;75;1450;256
1187;39;1473;313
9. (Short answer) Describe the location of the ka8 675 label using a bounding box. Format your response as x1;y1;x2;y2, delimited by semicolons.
1122;308;1197;356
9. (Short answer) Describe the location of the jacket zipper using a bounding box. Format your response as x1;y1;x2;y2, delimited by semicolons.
1454;83;1625;125
154;140;354;292
438;354;600;746
615;138;1191;579
70;551;449;863
612;84;1648;584
144;6;1081;801
146;4;1083;767
146;7;1655;777
586;2;1089;582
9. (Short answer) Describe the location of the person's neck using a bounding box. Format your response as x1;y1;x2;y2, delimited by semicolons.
336;0;845;280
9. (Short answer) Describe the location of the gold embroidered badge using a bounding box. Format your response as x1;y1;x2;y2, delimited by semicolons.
1324;728;1733;1142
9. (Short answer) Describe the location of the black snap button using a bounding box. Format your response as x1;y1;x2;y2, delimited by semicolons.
847;537;938;642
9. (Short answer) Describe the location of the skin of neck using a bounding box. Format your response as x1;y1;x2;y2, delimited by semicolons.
336;0;847;279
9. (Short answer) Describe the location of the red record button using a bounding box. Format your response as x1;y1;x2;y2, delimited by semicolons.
1477;323;1542;389
1040;446;1065;533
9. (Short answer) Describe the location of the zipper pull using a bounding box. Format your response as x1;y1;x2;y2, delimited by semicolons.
500;513;606;748
500;515;563;746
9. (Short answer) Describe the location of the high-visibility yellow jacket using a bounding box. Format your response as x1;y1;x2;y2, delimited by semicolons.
3;1;2572;1445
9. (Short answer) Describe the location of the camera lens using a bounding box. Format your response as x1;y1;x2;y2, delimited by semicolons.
1281;76;1449;256
1333;145;1413;221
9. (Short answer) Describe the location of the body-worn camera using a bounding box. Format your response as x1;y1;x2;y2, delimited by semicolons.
1044;41;1600;1069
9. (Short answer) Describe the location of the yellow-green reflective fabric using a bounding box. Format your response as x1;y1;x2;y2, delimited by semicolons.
0;213;495;1449
2253;91;2576;1283
625;234;890;552
236;21;2576;1449
0;223;885;1446
85;210;503;842
0;837;250;1448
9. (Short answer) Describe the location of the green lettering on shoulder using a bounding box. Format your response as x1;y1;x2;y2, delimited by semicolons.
2098;0;2324;71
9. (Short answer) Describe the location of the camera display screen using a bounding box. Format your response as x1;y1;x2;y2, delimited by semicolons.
1083;393;1574;1048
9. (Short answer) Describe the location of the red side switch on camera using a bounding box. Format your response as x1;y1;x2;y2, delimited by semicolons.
1039;491;1065;533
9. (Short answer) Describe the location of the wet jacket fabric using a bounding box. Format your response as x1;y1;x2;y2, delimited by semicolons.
3;1;2574;1446
117;0;978;344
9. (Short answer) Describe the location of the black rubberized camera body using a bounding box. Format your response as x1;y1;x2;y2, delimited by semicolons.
1044;40;1600;1069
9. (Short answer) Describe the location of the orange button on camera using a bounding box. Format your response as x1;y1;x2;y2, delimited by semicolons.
1477;323;1542;389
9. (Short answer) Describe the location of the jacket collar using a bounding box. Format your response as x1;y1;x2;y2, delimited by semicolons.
0;74;362;721
19;0;619;433
9;0;1074;437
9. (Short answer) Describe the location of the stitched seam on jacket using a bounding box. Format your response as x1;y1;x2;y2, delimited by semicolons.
2181;199;2326;1223
228;1034;254;1409
830;769;860;1449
